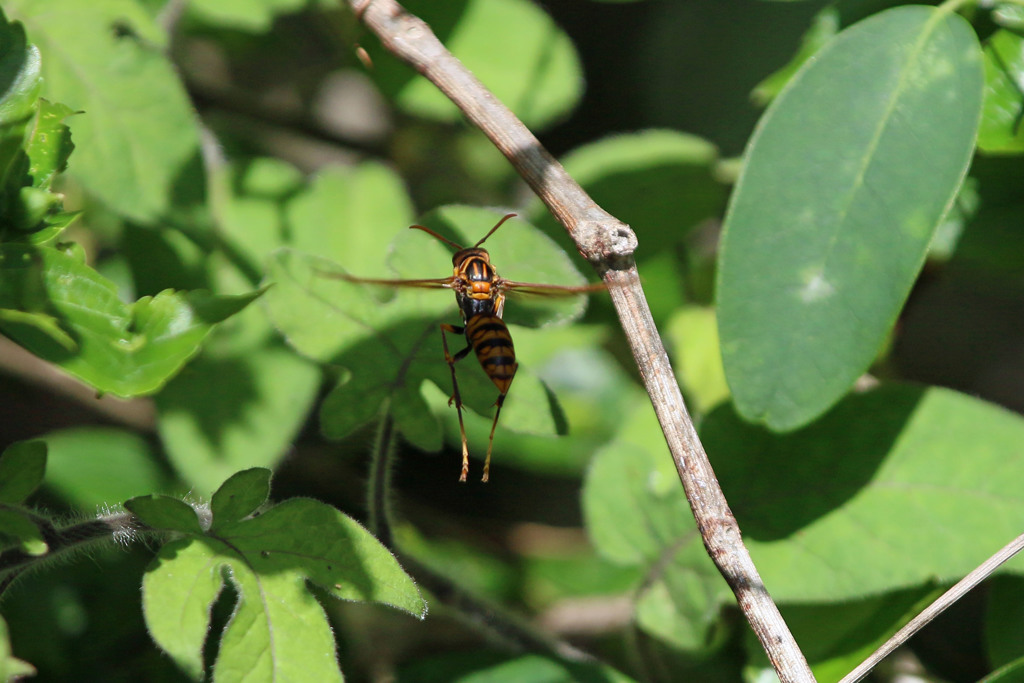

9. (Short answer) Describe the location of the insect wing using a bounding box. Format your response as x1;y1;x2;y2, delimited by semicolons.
499;280;607;297
317;272;456;290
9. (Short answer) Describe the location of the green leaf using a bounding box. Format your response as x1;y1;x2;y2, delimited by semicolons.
0;440;45;503
284;162;416;272
718;6;984;430
142;540;227;679
368;0;582;130
0;9;40;187
0;9;38;131
0;508;46;555
979;30;1024;154
0;244;260;396
6;0;201;221
126;495;204;534
188;0;307;32
42;428;168;508
156;344;320;494
585;383;1024;647
210;468;271;528
143;498;425;680
703;384;1024;601
25;99;74;191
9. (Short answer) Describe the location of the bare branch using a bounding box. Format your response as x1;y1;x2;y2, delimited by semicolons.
349;1;814;680
841;533;1024;683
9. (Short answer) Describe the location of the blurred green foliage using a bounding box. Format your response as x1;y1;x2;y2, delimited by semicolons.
0;0;1022;681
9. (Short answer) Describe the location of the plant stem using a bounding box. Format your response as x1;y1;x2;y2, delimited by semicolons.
367;400;397;549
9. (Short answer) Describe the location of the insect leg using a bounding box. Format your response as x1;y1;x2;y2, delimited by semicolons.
440;323;472;482
482;390;511;483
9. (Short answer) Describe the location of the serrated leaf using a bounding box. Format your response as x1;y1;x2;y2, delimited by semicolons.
0;244;260;396
25;99;74;190
142;539;226;679
368;0;582;130
214;563;342;683
125;495;204;534
43;428;167;508
143;498;425;680
718;6;984;431
210;468;271;527
0;440;46;503
156;344;320;494
216;498;425;613
6;0;201;221
979;29;1024;153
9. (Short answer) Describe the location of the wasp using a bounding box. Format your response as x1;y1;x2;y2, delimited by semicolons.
332;213;605;482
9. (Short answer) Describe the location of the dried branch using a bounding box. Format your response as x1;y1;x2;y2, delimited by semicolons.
349;1;814;680
840;533;1024;683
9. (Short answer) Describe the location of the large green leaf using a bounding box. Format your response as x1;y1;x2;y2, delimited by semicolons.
705;385;1024;601
0;244;259;396
717;6;984;431
139;482;425;680
6;0;201;222
585;383;1024;646
367;0;582;130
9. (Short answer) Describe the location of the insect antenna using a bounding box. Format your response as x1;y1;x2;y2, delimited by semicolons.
409;224;465;250
473;213;517;248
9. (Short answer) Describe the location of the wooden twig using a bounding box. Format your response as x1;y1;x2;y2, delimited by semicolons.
349;1;814;680
840;533;1024;683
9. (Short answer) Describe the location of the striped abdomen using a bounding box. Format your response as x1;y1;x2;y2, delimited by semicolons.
465;314;517;395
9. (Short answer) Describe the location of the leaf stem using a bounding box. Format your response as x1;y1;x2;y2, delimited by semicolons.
0;508;154;594
367;399;397;548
